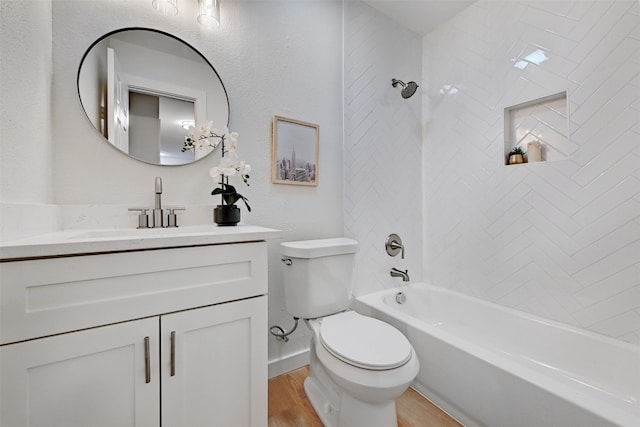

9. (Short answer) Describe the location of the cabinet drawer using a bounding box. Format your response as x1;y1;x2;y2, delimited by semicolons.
0;241;267;345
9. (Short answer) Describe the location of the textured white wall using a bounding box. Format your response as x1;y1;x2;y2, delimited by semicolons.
343;0;423;297
0;0;59;240
0;0;52;204
422;0;640;343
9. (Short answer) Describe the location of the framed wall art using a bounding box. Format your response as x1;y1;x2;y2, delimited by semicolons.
271;115;319;186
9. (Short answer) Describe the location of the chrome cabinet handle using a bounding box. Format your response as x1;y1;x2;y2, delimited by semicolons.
144;336;151;384
170;331;176;376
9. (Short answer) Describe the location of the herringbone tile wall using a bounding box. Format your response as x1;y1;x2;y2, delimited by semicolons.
344;1;423;297
423;0;640;343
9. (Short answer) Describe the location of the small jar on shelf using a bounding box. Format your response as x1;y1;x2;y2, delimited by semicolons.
507;146;526;165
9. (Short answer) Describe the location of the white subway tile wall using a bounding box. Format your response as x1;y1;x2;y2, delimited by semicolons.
423;0;639;343
344;1;423;297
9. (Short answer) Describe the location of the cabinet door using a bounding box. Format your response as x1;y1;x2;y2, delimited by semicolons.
161;296;267;427
0;318;160;427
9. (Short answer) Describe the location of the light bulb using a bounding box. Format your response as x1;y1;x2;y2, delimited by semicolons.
197;0;220;29
152;0;178;16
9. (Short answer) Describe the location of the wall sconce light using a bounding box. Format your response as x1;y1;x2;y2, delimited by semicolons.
197;0;220;28
152;0;178;16
152;0;220;28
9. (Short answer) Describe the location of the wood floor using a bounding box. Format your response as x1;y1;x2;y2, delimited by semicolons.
268;366;461;427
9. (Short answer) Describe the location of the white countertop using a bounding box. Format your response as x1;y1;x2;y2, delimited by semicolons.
0;224;282;260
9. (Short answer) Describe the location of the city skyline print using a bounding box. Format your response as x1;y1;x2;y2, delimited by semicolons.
271;115;319;186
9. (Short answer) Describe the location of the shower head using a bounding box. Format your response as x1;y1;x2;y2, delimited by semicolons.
391;78;419;99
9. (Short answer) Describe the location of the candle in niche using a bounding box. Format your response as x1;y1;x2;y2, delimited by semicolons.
527;141;542;162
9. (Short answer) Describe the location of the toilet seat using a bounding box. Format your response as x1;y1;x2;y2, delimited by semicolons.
319;312;412;370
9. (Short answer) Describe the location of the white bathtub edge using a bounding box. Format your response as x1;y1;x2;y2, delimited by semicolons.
355;283;640;427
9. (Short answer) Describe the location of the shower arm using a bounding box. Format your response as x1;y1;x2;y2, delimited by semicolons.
392;78;419;98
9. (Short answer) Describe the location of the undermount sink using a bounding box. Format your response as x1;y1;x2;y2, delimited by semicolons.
67;225;222;240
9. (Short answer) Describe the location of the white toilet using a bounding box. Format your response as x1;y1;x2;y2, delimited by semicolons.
281;238;419;427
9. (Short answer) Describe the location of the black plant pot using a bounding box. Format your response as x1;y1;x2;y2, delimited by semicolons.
213;205;240;226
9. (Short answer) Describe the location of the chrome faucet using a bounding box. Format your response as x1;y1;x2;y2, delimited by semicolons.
153;177;164;228
390;267;410;282
128;177;185;228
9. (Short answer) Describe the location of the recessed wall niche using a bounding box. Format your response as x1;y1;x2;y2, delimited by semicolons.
504;91;570;165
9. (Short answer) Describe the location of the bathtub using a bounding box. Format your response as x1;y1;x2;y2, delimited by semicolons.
355;282;640;427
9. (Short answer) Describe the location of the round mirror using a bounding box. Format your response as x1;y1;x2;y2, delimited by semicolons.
77;28;229;166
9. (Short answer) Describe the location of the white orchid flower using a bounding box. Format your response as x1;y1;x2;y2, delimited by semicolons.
198;121;214;136
210;165;227;180
191;127;250;193
238;161;251;175
225;133;238;153
194;139;208;150
210;157;238;179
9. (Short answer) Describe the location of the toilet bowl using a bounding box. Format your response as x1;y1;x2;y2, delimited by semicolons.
304;312;419;427
281;238;419;427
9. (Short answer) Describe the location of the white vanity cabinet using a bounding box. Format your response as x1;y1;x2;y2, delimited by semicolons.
0;233;274;427
161;297;266;427
1;317;161;427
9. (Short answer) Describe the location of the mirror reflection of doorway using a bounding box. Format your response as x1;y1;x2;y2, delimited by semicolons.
129;92;195;165
106;47;129;153
84;29;228;165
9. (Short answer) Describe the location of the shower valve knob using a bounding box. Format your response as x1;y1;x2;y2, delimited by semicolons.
385;233;405;259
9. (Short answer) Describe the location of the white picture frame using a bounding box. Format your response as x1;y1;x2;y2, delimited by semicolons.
271;115;319;186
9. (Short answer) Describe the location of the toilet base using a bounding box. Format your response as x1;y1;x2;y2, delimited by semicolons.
304;375;339;427
305;375;398;427
304;341;399;427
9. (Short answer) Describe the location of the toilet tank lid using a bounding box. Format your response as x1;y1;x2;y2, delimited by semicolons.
281;238;359;258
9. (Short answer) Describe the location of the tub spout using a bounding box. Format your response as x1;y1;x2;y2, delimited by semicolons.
391;268;410;282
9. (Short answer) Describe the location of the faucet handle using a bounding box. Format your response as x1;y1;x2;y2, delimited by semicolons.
128;208;150;229
166;207;185;228
385;233;405;259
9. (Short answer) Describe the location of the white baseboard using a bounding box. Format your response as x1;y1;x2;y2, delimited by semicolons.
268;348;310;379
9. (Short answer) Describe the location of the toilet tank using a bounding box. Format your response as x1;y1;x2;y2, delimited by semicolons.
281;238;359;319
